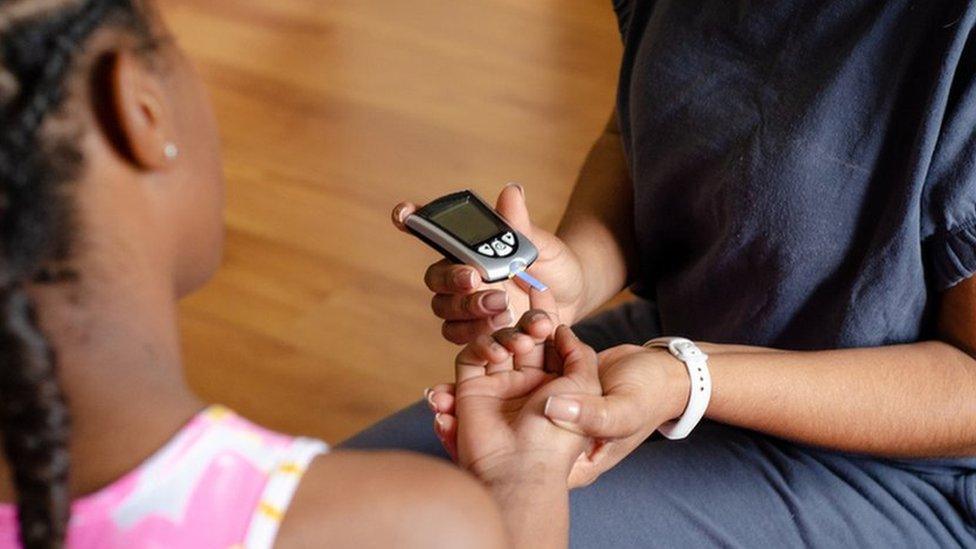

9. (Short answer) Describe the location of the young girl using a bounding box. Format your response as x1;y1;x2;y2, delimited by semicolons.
0;1;596;547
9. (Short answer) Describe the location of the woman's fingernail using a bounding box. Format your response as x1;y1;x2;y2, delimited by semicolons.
506;182;525;197
544;396;581;423
492;309;515;327
392;204;408;224
424;388;436;411
435;413;448;431
454;269;477;289
483;291;509;312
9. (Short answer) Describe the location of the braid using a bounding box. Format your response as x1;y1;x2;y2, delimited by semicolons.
0;1;156;547
0;285;68;548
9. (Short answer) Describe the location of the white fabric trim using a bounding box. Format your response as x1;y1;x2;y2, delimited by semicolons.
244;437;329;549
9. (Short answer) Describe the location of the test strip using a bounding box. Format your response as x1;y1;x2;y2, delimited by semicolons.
512;269;549;292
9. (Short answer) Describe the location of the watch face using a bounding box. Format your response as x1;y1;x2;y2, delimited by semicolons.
426;194;506;247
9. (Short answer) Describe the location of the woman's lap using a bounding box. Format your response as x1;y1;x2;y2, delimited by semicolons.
342;300;976;547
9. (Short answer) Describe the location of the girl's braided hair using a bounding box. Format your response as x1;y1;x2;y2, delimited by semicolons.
0;1;157;546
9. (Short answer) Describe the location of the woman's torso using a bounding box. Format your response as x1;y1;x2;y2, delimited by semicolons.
0;406;328;549
616;0;976;349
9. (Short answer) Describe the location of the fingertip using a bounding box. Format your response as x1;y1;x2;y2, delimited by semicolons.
391;202;417;230
519;310;554;340
476;334;509;362
454;267;480;291
512;332;536;354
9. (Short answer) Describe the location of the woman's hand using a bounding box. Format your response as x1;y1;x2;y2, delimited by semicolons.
392;184;587;344
427;342;692;488
541;344;691;487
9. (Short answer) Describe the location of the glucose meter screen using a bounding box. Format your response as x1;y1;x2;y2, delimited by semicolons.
430;198;502;246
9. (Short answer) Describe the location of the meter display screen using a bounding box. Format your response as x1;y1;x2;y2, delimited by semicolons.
428;196;504;246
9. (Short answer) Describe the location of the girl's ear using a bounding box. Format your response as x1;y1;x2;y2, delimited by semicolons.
104;49;175;169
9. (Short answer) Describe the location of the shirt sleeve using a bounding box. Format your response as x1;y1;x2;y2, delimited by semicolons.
611;0;635;41
922;22;976;290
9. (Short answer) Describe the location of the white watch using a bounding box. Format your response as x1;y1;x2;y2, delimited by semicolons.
643;336;711;440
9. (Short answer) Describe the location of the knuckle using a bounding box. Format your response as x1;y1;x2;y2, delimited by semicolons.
464;293;482;315
591;405;613;432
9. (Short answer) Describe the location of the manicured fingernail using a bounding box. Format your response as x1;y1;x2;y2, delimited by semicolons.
483;291;508;312
424;388;436;412
392;204;410;224
454;269;477;289
506;182;525;197
544;396;581;423
492;309;515;327
435;413;448;430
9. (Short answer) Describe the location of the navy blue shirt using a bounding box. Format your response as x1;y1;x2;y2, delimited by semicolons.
614;0;976;350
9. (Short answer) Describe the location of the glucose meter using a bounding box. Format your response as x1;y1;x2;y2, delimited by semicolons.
404;190;547;290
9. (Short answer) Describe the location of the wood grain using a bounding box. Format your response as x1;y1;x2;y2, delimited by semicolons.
160;0;622;442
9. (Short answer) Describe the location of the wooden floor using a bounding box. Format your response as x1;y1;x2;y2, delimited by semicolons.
160;0;622;442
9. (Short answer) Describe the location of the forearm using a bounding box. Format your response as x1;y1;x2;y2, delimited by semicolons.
705;341;976;457
557;114;636;320
486;467;569;549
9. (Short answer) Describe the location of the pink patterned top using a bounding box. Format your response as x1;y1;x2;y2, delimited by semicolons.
0;406;329;549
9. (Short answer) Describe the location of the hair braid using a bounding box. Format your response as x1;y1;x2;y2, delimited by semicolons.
0;284;69;548
0;1;155;547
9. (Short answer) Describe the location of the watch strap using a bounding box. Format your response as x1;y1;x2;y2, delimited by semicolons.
643;337;711;440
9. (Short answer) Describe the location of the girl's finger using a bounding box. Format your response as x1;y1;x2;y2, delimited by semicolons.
515;309;555;343
434;413;458;462
455;338;489;382
430;391;455;415
424;383;456;414
456;335;513;381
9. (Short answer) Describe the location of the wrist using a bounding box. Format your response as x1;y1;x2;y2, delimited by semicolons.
471;451;571;491
657;349;693;421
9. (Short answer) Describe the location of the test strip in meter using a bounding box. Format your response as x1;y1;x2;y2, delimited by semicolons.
511;269;549;292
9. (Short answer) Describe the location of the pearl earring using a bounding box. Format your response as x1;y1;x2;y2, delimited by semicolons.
163;142;179;160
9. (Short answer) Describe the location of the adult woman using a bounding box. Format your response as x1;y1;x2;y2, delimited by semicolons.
370;1;976;546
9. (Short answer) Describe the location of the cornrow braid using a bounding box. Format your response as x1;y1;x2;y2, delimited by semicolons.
0;1;156;547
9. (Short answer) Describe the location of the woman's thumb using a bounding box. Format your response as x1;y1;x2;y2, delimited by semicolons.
495;183;532;234
543;393;642;439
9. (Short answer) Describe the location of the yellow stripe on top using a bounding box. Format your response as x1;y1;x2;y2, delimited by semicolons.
205;405;233;422
277;462;305;475
258;502;284;522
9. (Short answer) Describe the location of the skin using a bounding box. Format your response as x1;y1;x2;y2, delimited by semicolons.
0;11;510;548
447;288;603;549
401;108;976;492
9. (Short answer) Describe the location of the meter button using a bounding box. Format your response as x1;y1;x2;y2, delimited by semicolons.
491;240;513;257
477;243;496;257
501;232;516;246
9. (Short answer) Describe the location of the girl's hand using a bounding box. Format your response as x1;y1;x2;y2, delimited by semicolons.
392;184;587;344
427;342;692;488
447;290;602;486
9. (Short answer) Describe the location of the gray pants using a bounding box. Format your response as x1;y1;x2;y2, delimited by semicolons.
343;300;976;547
